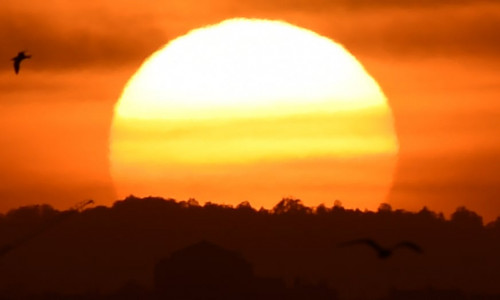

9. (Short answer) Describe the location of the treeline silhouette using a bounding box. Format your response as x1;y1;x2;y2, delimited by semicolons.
0;196;499;299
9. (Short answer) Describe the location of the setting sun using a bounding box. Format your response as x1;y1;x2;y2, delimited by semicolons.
110;18;398;210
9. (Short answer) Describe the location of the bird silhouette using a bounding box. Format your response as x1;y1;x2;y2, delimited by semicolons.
338;238;423;259
11;51;31;74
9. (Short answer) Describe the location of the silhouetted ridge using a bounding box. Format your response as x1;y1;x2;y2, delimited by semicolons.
0;201;93;258
1;196;500;300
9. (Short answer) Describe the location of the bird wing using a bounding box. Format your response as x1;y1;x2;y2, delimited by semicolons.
13;59;20;74
393;241;423;253
338;238;384;252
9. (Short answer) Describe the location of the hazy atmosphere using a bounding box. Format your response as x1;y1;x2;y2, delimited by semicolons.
2;0;500;220
1;1;500;299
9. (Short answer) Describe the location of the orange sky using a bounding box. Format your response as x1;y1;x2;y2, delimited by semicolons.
1;0;500;220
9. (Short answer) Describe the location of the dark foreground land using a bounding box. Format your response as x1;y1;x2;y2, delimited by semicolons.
0;196;500;299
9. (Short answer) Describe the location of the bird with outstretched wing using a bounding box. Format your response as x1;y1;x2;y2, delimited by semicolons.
338;238;423;259
393;241;423;254
11;51;31;74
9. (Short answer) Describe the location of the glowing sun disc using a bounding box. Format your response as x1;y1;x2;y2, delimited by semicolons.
110;18;399;210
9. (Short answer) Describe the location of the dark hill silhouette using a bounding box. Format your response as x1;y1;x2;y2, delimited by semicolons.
153;240;336;300
0;196;499;299
154;240;255;299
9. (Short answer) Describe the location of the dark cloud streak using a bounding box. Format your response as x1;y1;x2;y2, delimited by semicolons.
326;8;500;64
238;0;500;12
0;13;168;72
1;1;499;72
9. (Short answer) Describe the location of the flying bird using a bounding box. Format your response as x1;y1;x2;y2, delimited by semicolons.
12;51;31;74
338;238;423;259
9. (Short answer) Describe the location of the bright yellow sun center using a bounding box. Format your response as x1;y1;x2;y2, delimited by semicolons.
110;18;399;210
